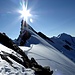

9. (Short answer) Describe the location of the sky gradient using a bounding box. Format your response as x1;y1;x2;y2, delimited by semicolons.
0;0;75;39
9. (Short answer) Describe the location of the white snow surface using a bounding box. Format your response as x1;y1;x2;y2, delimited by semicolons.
0;39;75;75
50;33;75;62
0;42;75;75
20;44;75;75
0;26;75;75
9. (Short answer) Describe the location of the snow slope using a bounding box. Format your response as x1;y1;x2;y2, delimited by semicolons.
37;32;75;63
49;33;75;62
14;24;75;74
0;22;75;75
0;38;75;75
0;44;35;75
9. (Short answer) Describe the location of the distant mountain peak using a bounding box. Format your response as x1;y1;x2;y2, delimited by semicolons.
57;33;71;38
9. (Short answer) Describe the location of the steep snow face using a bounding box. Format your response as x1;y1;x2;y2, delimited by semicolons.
49;33;75;62
16;23;55;49
57;33;75;45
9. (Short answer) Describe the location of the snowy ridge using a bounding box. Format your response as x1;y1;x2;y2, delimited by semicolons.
0;21;75;75
15;22;75;75
49;33;75;62
57;33;75;45
16;23;57;50
36;31;75;63
0;37;75;75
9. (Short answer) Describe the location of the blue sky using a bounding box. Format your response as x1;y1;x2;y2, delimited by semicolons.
0;0;75;39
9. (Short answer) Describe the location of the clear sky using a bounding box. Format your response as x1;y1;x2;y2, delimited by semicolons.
0;0;75;39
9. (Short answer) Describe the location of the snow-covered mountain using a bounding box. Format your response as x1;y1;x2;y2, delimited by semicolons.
38;32;75;63
51;33;75;62
0;21;75;75
16;21;75;63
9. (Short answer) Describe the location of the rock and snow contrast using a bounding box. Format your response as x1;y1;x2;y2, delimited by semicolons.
0;20;75;75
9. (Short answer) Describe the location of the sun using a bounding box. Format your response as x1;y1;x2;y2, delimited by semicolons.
18;0;32;21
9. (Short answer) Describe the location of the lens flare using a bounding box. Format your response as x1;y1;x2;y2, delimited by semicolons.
30;18;33;23
18;0;32;21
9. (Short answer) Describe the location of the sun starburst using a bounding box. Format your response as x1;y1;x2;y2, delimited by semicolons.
18;0;32;21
